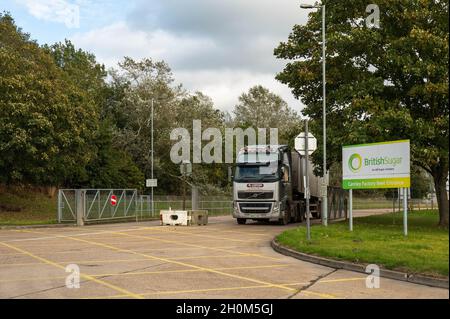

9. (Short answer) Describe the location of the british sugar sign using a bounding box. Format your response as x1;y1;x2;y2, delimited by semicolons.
342;140;410;189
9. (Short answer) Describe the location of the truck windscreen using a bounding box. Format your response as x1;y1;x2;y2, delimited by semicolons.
236;152;279;163
234;161;279;182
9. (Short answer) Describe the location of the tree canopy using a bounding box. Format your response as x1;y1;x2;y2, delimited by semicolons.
275;0;449;225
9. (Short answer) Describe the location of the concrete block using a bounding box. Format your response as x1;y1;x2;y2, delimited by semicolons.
160;210;189;226
159;209;209;226
189;210;208;226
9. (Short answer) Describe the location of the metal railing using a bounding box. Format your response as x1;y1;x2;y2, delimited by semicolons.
326;187;348;220
136;199;232;219
58;190;232;224
58;189;138;223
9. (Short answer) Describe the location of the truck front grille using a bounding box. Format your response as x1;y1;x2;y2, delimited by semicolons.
237;191;274;200
239;202;272;214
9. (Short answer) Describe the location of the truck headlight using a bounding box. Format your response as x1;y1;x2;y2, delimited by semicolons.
273;202;279;213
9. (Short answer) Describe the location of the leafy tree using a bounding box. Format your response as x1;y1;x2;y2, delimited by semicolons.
275;0;449;226
108;57;183;194
232;85;301;144
81;121;144;189
108;58;227;195
0;13;97;194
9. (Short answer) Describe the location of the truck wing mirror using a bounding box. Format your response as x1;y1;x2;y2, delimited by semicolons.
282;165;290;183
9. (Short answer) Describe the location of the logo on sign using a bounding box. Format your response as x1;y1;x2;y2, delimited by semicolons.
111;195;117;206
348;153;363;173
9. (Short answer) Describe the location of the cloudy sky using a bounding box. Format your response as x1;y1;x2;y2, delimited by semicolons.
3;0;315;112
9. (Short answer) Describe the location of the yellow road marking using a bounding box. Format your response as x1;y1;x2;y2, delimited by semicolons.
20;227;280;260
0;264;289;283
116;230;281;261
13;229;292;293
0;241;143;299
319;277;365;283
8;229;338;299
299;290;338;299
19;226;276;261
57;253;278;264
66;234;300;294
87;281;335;299
142;227;262;242
0;252;280;267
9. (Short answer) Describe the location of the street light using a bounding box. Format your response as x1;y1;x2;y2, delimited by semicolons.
300;2;328;226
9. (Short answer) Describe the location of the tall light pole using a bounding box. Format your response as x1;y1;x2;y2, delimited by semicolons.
300;2;328;226
151;98;154;217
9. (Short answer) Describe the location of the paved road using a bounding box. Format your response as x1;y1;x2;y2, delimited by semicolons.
0;216;447;299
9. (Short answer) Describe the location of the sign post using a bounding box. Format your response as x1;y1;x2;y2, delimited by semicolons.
295;121;317;241
349;189;353;231
305;121;311;241
342;140;410;235
403;188;408;236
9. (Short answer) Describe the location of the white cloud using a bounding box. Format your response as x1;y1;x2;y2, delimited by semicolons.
70;22;217;69
15;0;80;28
68;1;312;113
175;69;300;113
70;22;302;112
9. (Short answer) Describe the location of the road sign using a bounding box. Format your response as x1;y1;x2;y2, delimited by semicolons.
110;194;117;206
342;140;410;189
146;179;157;188
295;132;317;155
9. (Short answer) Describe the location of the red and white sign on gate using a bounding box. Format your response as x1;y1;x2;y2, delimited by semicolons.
110;194;117;206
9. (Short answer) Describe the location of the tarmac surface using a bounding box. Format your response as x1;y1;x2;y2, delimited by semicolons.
0;213;448;299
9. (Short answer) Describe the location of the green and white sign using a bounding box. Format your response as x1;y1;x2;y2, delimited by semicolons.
342;140;410;189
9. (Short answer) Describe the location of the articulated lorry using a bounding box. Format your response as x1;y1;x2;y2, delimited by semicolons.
231;145;325;225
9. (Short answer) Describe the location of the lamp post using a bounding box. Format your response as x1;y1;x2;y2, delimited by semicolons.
300;2;328;226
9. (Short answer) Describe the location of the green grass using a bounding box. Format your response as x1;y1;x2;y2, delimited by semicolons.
353;198;394;209
0;191;57;225
276;210;449;278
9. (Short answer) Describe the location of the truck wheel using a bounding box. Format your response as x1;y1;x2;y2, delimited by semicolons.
237;218;247;225
279;210;289;225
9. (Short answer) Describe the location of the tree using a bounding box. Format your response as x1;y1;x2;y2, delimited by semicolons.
81;120;144;189
108;57;183;194
232;85;301;144
108;58;227;195
275;0;449;226
0;13;98;194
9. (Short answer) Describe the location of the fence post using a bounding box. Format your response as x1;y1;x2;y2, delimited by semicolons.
192;186;199;210
57;190;61;223
76;189;84;226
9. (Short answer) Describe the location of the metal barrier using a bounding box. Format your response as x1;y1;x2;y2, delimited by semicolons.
58;189;77;222
327;187;348;220
58;189;138;224
58;190;233;224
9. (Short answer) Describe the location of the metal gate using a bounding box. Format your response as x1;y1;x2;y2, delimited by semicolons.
58;189;138;224
326;187;348;220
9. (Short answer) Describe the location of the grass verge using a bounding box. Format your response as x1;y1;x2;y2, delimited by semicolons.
276;210;449;278
0;191;57;225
